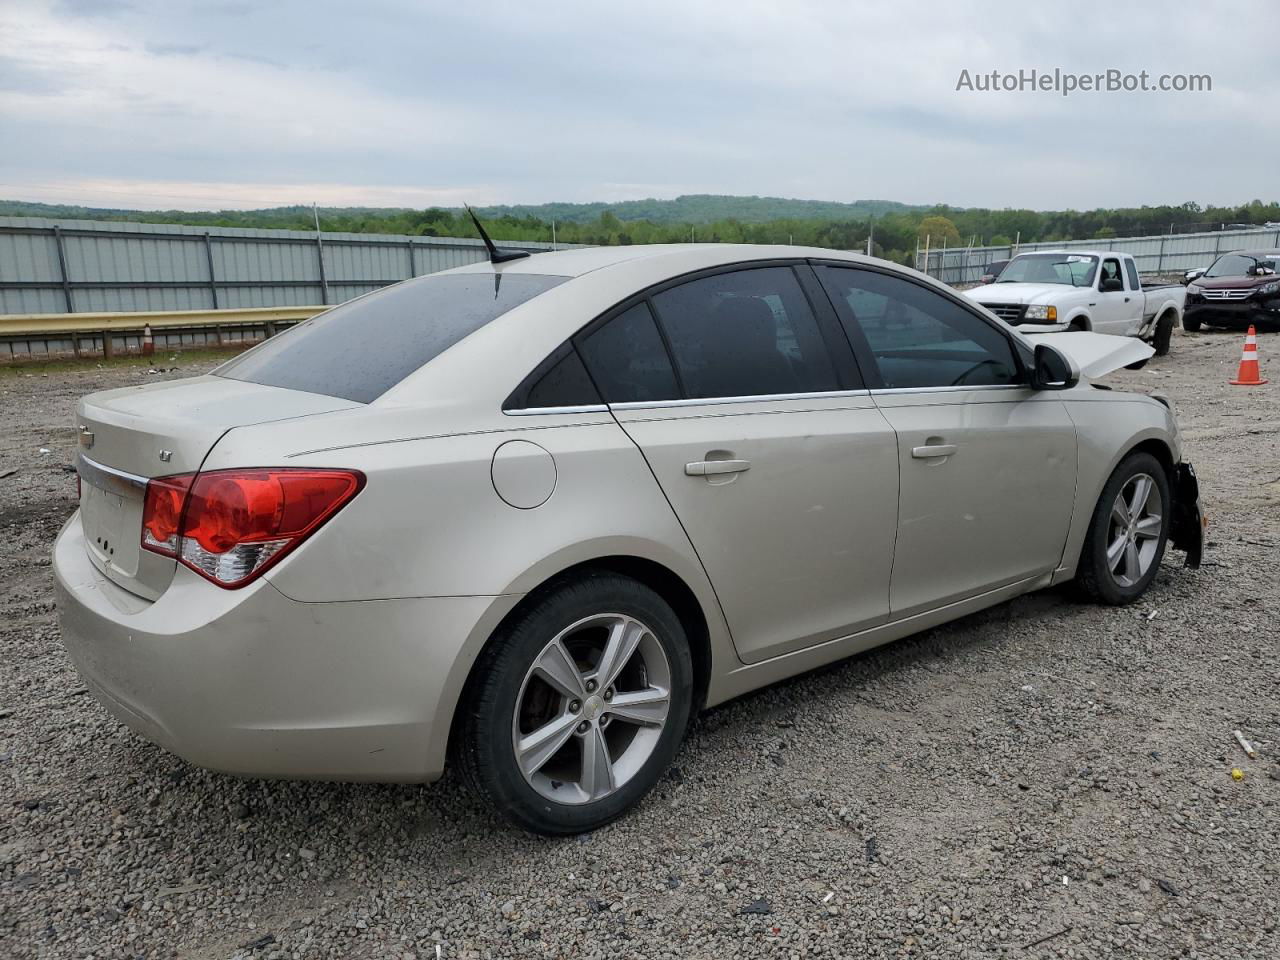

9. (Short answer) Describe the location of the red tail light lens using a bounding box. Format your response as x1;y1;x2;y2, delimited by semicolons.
140;468;364;588
141;475;192;555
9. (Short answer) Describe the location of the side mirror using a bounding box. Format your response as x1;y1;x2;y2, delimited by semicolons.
1030;342;1079;391
1100;277;1124;292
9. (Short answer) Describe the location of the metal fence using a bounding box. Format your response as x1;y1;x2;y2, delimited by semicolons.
0;216;569;315
919;226;1280;285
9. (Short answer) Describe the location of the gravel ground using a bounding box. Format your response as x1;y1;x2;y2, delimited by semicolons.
2;331;1277;960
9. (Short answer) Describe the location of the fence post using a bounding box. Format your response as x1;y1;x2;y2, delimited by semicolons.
52;225;74;313
406;240;416;279
315;234;330;305
203;232;220;309
1157;235;1166;275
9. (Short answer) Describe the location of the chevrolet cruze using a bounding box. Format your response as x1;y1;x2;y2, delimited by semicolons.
54;244;1204;834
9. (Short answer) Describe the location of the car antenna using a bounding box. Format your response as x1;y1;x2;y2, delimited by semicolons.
466;206;531;264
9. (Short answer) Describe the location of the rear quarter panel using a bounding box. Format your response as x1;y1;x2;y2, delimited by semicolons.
206;416;718;604
202;411;741;757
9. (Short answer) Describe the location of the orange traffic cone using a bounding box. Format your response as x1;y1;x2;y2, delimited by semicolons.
142;323;154;358
1230;325;1267;386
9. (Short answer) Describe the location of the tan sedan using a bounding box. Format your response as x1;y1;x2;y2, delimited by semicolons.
54;244;1204;833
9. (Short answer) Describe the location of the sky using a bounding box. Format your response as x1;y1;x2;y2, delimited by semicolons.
1;0;1277;213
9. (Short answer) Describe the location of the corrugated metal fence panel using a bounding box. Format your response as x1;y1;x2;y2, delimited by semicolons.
0;217;572;315
926;227;1280;285
0;287;63;313
0;227;61;281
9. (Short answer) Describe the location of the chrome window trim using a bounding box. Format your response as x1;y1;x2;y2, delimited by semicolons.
609;388;873;411
516;384;1025;414
76;454;148;495
503;404;610;417
869;383;1026;396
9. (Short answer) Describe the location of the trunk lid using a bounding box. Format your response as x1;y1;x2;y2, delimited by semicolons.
75;375;360;600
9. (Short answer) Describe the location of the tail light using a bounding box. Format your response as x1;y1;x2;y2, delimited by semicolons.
140;468;364;588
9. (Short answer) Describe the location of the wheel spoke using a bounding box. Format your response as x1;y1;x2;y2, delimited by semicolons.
1135;514;1163;539
516;711;579;777
531;639;586;699
607;686;670;727
580;725;615;800
1128;475;1153;521
1123;539;1141;579
1111;497;1130;528
594;618;645;690
1107;533;1128;571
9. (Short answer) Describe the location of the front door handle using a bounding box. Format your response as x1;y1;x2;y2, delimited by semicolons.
685;459;751;476
911;444;957;459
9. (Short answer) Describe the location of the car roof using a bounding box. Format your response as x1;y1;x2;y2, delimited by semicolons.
1014;250;1114;258
380;243;966;408
446;243;876;279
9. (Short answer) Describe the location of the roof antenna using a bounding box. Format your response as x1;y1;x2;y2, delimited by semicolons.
466;206;531;264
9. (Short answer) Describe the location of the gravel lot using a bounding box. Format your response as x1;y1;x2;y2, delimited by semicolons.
2;331;1277;960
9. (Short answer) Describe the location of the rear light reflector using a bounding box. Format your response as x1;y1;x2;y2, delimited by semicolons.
140;468;364;588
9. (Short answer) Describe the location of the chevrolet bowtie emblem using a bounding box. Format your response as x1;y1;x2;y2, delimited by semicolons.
78;426;94;449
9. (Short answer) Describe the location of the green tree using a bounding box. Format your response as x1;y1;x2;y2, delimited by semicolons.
917;215;960;245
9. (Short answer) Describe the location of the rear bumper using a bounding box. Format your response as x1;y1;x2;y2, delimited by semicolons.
53;511;517;782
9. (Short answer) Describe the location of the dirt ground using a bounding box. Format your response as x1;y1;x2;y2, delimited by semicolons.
1;330;1277;959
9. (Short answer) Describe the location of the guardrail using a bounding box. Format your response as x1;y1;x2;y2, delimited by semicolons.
1;305;324;360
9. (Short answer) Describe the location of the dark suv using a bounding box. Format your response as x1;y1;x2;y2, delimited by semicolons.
1184;250;1280;331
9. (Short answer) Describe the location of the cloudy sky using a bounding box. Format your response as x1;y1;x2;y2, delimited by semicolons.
1;0;1276;212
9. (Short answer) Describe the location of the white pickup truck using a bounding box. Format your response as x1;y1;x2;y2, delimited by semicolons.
964;250;1185;355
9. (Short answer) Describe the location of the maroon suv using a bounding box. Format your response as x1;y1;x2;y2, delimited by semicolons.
1184;249;1280;331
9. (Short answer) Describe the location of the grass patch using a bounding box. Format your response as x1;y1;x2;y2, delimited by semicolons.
0;345;249;378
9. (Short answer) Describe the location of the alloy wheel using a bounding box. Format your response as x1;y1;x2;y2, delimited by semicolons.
512;614;672;805
1106;472;1164;587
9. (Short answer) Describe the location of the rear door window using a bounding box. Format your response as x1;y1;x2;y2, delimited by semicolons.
521;349;601;409
577;302;680;403
649;266;840;399
216;272;566;403
817;266;1021;389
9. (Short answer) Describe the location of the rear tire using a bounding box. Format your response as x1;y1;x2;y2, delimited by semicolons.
1152;312;1175;356
454;574;693;835
1076;452;1170;605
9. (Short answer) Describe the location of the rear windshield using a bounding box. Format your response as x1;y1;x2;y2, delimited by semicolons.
215;272;566;403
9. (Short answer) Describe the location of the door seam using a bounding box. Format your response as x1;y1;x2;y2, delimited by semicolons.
603;406;745;666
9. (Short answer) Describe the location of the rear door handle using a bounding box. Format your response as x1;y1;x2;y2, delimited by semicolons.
911;444;957;459
685;459;751;476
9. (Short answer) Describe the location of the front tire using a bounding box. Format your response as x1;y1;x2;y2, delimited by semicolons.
1076;452;1171;605
1152;312;1175;356
1183;313;1202;333
455;574;693;835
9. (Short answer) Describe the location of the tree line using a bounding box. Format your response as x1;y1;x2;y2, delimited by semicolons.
4;197;1277;268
